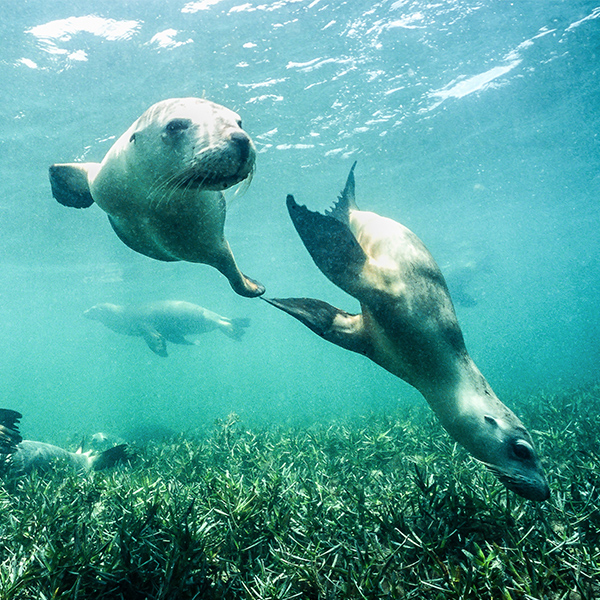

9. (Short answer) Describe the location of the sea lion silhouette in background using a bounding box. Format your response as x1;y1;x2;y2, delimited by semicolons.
49;97;264;298
0;409;128;477
84;300;250;357
264;163;550;501
441;244;493;308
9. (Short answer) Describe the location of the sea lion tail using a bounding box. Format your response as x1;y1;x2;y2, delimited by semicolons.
90;444;130;471
222;318;251;341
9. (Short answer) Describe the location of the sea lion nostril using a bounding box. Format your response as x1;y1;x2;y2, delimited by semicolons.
229;130;251;163
230;130;249;143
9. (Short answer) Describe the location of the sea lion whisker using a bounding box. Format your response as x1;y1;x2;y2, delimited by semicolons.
151;172;186;211
159;178;181;211
146;174;174;211
172;180;193;210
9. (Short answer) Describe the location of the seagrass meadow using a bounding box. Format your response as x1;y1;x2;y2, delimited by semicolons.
0;385;598;600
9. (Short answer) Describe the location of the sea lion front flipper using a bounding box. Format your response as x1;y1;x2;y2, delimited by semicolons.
138;324;168;357
49;163;97;208
263;297;370;356
163;332;195;346
211;241;265;298
286;194;367;294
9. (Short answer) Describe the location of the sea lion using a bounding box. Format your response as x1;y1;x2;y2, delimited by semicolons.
0;409;128;476
84;300;250;357
264;163;550;501
49;97;264;298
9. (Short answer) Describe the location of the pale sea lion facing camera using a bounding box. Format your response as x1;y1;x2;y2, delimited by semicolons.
264;163;550;501
49;97;264;298
84;300;250;357
0;409;128;476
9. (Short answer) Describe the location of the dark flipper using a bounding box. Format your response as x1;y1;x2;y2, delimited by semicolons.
286;194;367;293
219;317;251;342
325;161;359;224
236;275;265;298
210;242;265;298
0;409;23;454
139;324;168;357
49;164;95;208
0;409;22;431
91;444;129;471
163;332;195;346
230;317;251;341
263;297;369;356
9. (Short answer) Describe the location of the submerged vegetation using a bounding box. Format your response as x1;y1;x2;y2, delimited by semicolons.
0;385;599;599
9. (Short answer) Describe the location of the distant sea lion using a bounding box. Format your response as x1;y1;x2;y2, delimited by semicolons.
264;164;550;501
441;244;492;308
84;300;250;357
0;409;128;476
49;97;264;298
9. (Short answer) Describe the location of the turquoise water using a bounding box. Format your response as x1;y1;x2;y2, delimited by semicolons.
1;1;598;443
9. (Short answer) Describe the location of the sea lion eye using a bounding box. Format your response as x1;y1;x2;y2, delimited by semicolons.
236;119;243;128
511;440;534;461
166;118;192;133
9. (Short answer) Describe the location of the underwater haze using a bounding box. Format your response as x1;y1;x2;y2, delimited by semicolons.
0;0;598;444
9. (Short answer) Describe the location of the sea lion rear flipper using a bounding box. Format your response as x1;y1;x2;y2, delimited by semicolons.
49;163;97;209
263;297;369;356
0;409;22;431
286;194;367;294
138;324;168;357
222;317;251;341
324;161;359;224
0;409;23;454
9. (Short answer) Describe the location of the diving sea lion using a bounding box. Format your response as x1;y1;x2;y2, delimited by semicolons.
49;97;264;298
264;164;550;501
0;409;128;476
84;300;250;357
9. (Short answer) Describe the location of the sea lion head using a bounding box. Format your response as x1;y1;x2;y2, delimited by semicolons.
458;410;550;501
83;303;124;328
125;97;256;192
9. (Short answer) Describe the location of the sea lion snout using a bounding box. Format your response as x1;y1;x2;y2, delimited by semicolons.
183;125;255;190
228;129;253;165
216;127;256;177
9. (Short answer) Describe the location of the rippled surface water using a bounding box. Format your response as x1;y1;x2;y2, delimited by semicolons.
0;1;598;442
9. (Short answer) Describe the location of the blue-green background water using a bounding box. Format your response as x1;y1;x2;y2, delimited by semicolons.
1;0;598;443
